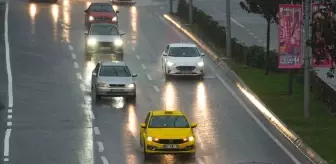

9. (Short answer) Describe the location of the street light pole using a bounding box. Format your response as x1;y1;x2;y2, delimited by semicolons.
226;0;232;58
303;0;311;119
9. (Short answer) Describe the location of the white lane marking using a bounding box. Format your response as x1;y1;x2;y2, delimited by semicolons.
97;141;104;152
4;158;8;161
231;18;246;28
215;74;301;164
7;122;12;127
4;2;12;108
94;127;100;135
258;39;263;42
253;35;258;39
8;109;12;113
146;74;152;80
80;84;85;92
91;111;95;119
248;32;254;35
141;64;146;70
131;46;135;51
68;45;74;51
101;156;109;164
4;129;11;157
196;158;205;164
135;55;140;60
7;115;12;119
153;85;160;92
73;62;79;68
76;73;82;80
71;53;76;59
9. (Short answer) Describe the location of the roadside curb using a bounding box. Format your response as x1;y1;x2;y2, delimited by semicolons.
163;13;328;164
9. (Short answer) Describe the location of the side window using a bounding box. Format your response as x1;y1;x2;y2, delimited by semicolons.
144;112;151;125
165;45;170;53
94;63;100;73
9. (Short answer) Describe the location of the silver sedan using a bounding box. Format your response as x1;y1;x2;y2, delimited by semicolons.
91;61;137;101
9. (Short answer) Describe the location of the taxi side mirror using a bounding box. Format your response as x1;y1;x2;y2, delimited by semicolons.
191;123;197;128
140;123;146;128
84;9;88;13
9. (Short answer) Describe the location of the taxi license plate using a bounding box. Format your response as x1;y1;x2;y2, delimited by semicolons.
163;144;178;149
100;47;111;50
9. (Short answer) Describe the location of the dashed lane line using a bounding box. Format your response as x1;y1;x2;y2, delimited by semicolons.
76;73;82;80
196;158;205;164
153;85;160;92
141;64;146;70
71;53;76;59
80;84;85;92
101;156;109;164
97;141;104;152
146;74;152;80
91;111;95;119
7;115;12;119
6;122;12;127
94;127;100;135
68;45;74;51
73;62;79;68
135;55;140;60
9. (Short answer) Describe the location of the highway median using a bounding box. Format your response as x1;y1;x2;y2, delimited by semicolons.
163;0;336;163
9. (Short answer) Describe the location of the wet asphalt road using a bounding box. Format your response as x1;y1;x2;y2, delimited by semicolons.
0;0;314;163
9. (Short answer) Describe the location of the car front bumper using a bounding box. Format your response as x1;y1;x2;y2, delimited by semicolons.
97;87;135;96
166;65;204;76
86;43;123;54
145;141;195;154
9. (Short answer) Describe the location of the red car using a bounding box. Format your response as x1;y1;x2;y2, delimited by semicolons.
85;2;119;28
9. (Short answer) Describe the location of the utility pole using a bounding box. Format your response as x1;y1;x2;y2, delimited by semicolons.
169;0;172;14
226;0;232;58
188;0;193;25
303;0;311;119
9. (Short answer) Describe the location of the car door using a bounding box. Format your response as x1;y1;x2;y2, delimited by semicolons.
141;112;151;143
92;63;100;88
161;45;169;70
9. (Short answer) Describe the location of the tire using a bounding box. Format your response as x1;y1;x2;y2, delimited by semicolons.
143;146;150;160
126;95;136;102
95;93;101;100
185;152;195;159
139;135;143;148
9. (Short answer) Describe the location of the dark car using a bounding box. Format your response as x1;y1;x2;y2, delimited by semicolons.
85;2;119;29
111;0;136;4
29;0;57;2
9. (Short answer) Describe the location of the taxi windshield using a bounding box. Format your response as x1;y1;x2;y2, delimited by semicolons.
148;115;190;128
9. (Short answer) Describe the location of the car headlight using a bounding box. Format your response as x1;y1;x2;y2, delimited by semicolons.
127;83;135;88
112;16;117;22
114;39;123;46
166;61;174;67
183;136;194;141
88;38;97;46
89;16;94;21
98;82;109;87
197;61;204;67
147;136;159;141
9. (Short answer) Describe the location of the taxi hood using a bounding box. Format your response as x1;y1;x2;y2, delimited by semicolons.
147;128;193;138
89;12;116;18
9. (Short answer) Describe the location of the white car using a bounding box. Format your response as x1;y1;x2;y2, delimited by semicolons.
161;43;205;78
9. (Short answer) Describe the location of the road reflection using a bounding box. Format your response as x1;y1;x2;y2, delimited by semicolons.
130;6;137;45
162;82;178;111
193;82;217;151
29;3;37;35
62;0;71;43
51;4;59;41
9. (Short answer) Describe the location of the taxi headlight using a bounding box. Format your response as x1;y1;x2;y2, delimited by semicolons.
127;83;135;88
166;61;174;67
147;136;159;141
88;38;97;46
112;16;117;22
197;61;204;67
114;39;123;46
183;136;194;141
98;82;109;87
89;16;94;21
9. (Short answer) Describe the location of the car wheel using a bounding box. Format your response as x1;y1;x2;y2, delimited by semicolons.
199;74;204;80
139;135;143;148
96;94;101;100
126;95;136;102
143;146;150;160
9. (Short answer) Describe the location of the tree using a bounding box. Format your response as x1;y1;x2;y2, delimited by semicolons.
307;1;336;78
239;0;293;75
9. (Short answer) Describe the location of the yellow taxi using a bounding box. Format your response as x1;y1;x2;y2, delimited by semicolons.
139;110;197;158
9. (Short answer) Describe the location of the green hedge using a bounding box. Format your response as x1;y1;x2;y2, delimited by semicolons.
175;0;336;113
175;0;279;71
